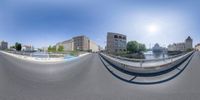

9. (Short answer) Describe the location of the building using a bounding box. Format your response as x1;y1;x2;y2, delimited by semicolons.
176;43;186;51
41;47;48;52
89;40;99;52
98;46;104;51
62;39;74;51
168;44;176;51
55;35;99;52
0;41;8;50
168;36;193;51
56;39;74;51
22;45;34;52
106;32;127;53
185;36;193;50
195;43;200;51
152;43;164;52
73;36;90;51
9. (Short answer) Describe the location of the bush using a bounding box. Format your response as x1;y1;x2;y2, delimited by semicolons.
186;48;193;52
69;51;79;56
48;45;57;52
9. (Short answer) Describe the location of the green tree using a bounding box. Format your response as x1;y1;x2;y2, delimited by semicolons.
58;45;64;52
10;45;15;49
51;46;57;52
186;48;193;52
138;43;146;52
15;42;22;51
127;41;139;53
48;45;52;52
127;41;146;53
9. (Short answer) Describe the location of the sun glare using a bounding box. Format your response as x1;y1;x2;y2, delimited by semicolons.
148;24;158;33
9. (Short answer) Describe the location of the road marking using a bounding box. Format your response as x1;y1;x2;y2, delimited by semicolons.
129;76;137;81
176;67;181;70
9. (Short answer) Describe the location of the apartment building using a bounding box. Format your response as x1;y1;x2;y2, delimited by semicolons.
106;32;127;53
73;36;90;51
0;41;8;50
56;39;74;51
55;35;99;52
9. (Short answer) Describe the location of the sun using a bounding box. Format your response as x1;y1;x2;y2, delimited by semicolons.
147;24;158;33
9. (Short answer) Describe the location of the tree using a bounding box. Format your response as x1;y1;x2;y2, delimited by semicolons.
138;44;146;52
51;46;57;52
186;48;193;52
15;42;22;51
10;45;15;49
48;45;52;52
127;41;146;53
127;41;139;53
58;45;64;52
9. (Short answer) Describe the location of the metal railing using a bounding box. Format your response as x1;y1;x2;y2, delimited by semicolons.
99;51;194;74
106;52;187;63
104;52;189;68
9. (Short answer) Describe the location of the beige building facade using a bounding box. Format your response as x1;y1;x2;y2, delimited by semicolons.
56;39;74;51
195;44;200;51
55;35;99;52
73;36;90;51
167;36;193;51
89;40;99;52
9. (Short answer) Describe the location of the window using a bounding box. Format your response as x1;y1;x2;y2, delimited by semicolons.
114;35;118;38
123;37;126;40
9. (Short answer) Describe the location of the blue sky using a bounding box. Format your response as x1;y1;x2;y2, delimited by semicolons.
0;0;200;48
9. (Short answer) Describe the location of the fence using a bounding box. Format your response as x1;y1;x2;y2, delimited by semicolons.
99;51;194;74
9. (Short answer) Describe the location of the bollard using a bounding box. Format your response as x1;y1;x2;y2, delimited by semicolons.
123;64;126;69
140;60;143;67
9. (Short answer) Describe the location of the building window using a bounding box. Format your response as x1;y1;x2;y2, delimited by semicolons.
123;37;126;40
114;35;118;38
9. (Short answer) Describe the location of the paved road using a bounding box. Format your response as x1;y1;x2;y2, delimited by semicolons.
0;51;200;100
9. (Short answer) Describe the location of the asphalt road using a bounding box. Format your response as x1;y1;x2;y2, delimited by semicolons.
0;51;200;100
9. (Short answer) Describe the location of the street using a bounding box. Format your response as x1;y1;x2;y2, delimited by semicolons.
0;52;200;100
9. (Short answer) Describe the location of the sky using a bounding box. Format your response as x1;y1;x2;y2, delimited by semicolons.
0;0;200;48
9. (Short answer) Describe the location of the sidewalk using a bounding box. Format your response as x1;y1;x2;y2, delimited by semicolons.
0;51;90;63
